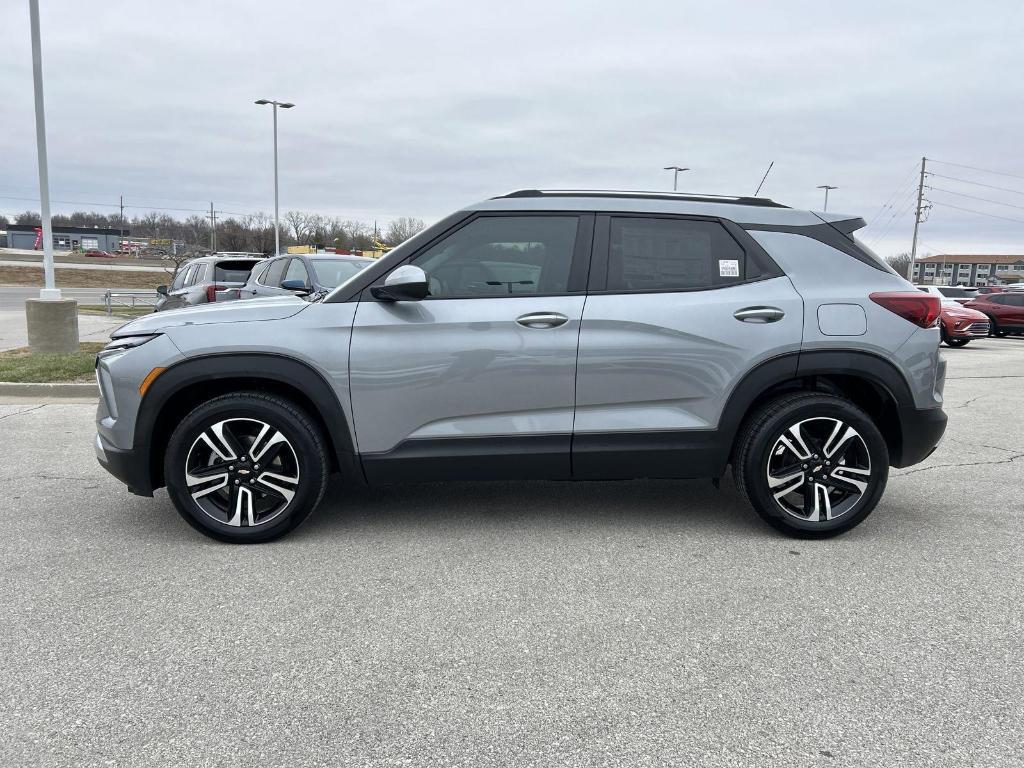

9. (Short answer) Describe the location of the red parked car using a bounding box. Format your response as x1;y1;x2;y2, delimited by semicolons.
938;302;990;346
975;286;1004;295
965;293;1024;337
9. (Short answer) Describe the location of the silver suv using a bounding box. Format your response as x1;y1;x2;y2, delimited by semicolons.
95;190;947;543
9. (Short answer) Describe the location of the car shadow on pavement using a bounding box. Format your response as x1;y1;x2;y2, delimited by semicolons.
290;475;770;540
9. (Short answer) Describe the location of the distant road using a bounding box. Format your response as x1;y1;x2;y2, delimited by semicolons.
0;286;118;310
0;259;166;273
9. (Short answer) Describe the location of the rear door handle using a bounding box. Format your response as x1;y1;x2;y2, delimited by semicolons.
734;306;785;323
516;312;569;328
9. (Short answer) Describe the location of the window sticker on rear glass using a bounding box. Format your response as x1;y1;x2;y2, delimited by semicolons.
719;259;740;277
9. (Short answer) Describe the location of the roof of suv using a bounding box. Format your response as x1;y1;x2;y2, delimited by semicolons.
466;189;855;228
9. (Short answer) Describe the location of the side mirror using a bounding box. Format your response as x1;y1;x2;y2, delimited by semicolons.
156;285;168;295
281;279;311;295
371;264;429;301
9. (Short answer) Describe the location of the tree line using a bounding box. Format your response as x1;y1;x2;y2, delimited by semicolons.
1;210;426;254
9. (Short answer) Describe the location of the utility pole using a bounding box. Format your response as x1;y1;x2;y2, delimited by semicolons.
119;194;125;250
29;0;57;299
908;156;927;282
209;202;217;252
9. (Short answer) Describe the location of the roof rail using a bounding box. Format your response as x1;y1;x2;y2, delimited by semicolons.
494;189;788;208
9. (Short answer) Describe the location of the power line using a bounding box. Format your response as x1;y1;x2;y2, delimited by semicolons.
924;172;1024;198
929;159;1024;183
925;186;1024;212
866;163;920;229
928;200;1024;226
866;186;919;246
0;193;256;218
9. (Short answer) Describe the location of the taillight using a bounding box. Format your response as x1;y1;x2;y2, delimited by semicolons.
869;291;941;328
206;284;218;303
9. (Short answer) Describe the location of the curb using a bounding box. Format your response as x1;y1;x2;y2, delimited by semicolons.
0;381;98;398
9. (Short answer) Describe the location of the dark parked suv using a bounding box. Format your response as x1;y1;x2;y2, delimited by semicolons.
96;190;948;543
155;254;264;312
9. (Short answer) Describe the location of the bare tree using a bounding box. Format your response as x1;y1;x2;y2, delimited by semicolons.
383;217;426;246
887;252;913;279
15;210;41;225
284;210;310;245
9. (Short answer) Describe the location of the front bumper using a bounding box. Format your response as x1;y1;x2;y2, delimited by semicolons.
947;320;990;338
893;406;948;468
95;433;153;497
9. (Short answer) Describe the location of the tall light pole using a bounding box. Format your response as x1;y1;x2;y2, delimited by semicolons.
255;99;294;255
817;184;837;212
29;0;57;299
663;165;690;192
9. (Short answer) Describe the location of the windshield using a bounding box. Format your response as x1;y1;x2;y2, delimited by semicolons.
937;286;975;298
310;258;373;288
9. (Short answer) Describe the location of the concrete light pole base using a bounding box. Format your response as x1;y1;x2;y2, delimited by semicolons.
25;298;79;354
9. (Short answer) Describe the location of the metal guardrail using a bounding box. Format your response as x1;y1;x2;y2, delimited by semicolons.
103;289;159;315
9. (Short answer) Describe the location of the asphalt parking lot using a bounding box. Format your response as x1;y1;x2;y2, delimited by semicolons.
2;339;1022;767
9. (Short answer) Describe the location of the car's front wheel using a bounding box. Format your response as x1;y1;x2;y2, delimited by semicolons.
164;392;329;543
946;337;970;347
988;317;1007;337
733;393;889;538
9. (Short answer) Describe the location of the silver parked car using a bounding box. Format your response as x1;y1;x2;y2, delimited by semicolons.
237;253;375;300
95;190;947;543
155;254;264;312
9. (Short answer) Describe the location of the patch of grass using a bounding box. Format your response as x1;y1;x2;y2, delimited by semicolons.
78;304;154;318
0;342;106;383
0;265;168;289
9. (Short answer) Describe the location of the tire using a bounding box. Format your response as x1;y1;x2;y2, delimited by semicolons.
732;393;889;538
164;391;329;543
988;317;1007;337
946;337;970;347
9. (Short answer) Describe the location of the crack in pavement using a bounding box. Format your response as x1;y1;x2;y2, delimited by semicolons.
0;404;47;421
893;453;1024;477
951;394;988;409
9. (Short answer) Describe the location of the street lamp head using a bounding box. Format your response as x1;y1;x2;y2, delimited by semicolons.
279;103;295;109
817;184;838;190
663;165;690;172
254;99;271;105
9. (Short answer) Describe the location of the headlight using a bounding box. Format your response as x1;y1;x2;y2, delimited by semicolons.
97;334;160;359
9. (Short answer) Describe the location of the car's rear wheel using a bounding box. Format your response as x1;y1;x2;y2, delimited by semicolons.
164;392;329;543
733;393;888;538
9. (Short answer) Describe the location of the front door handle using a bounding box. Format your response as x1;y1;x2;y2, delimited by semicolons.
516;312;569;328
734;306;785;323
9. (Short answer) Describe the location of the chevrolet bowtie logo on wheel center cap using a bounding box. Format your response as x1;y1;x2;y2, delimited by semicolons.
237;468;251;476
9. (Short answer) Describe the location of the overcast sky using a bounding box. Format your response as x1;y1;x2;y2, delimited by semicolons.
2;0;1023;256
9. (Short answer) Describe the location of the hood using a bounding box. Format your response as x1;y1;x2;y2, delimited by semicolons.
941;304;987;320
113;295;308;337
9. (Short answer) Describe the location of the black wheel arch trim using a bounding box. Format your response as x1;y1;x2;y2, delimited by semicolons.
715;349;930;472
133;352;358;491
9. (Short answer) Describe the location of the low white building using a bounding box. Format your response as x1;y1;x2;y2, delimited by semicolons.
912;254;1024;286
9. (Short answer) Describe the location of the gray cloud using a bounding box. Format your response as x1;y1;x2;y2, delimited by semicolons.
2;0;1023;256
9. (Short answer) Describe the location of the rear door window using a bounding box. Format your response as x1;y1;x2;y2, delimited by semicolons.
604;217;746;292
